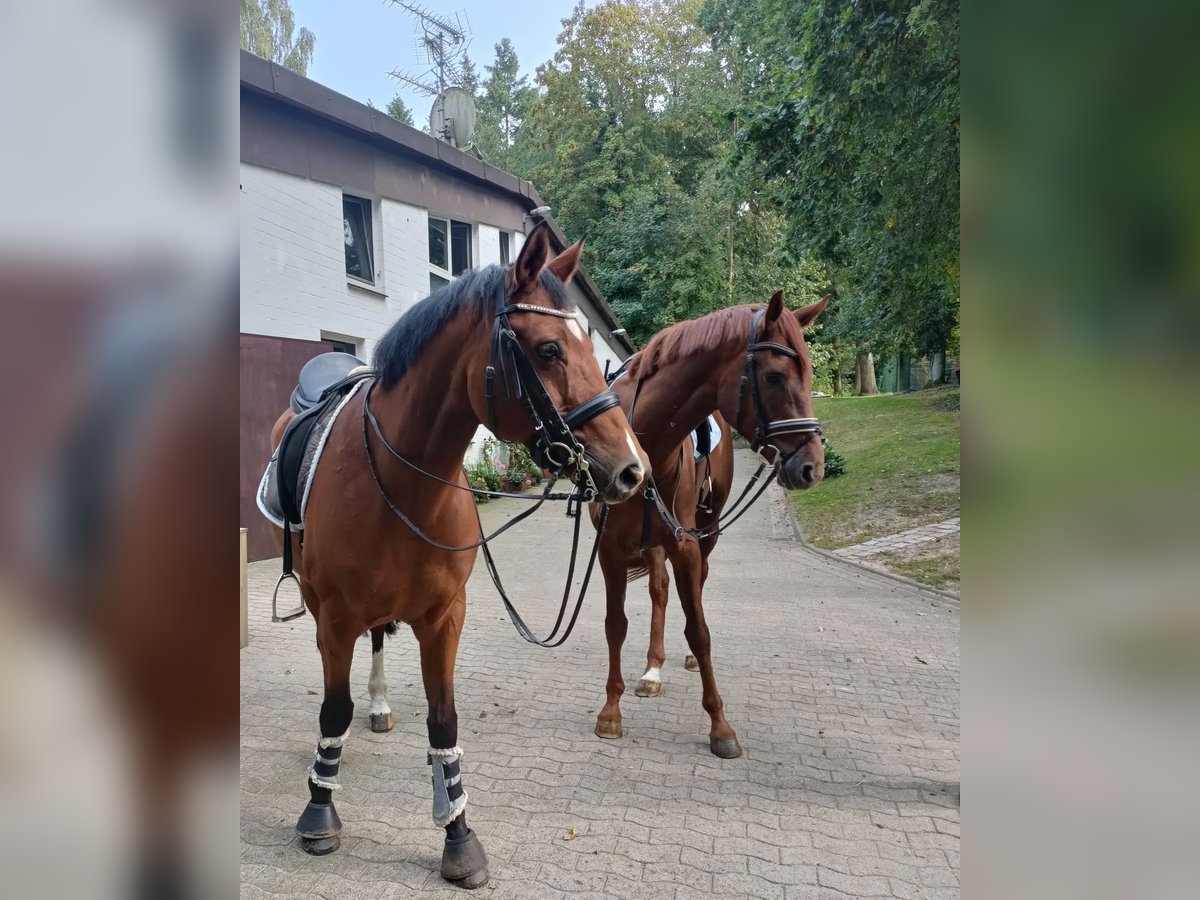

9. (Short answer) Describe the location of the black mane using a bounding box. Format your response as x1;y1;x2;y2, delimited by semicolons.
372;264;574;390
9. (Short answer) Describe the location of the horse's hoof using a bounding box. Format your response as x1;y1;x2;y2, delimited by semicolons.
369;712;394;733
684;655;699;672
296;801;342;854
710;735;743;758
299;834;341;855
634;678;662;698
594;719;623;740
441;828;489;889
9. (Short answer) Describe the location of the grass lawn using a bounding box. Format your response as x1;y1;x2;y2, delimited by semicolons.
789;386;960;551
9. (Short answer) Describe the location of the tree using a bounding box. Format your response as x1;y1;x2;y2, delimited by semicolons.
240;0;316;76
385;94;414;127
458;53;480;98
476;39;536;170
705;0;959;366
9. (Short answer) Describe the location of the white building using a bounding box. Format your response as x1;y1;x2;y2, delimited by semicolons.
239;50;633;559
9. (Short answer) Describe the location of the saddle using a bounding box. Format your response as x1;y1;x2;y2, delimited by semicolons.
290;351;369;413
259;353;373;528
277;355;373;526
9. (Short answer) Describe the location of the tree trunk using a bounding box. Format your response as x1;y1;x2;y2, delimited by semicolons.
832;338;844;395
855;352;879;395
931;351;945;384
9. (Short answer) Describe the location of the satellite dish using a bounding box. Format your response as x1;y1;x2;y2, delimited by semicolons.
429;87;477;149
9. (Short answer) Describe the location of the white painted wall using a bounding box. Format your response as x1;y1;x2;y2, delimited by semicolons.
240;163;430;360
240;162;630;464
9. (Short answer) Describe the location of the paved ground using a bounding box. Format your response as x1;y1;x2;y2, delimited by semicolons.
241;451;960;898
833;519;961;561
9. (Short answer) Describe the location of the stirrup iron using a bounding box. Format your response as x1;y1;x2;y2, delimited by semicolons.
272;571;306;622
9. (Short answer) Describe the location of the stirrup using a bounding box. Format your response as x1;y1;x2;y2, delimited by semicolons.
272;572;306;622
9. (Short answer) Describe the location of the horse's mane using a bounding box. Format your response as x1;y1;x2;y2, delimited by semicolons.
627;304;802;380
373;265;574;389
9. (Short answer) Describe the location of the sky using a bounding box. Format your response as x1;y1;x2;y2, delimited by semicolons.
289;0;583;128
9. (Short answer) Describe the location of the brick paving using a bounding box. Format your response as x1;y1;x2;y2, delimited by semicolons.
241;451;959;898
833;519;960;561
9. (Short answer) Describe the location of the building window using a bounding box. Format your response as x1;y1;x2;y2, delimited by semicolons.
343;194;374;284
429;215;472;292
499;231;511;265
322;331;363;358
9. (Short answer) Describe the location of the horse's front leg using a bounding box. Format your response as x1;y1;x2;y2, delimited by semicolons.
635;546;669;697
296;618;357;855
367;624;393;733
595;541;630;739
413;592;489;889
666;538;742;758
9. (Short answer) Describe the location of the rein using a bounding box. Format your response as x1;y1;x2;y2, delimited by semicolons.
359;275;624;647
637;307;823;545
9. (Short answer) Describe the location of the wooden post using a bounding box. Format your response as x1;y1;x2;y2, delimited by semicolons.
240;528;249;649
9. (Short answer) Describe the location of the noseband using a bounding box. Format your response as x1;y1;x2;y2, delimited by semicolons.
735;308;822;457
486;289;621;498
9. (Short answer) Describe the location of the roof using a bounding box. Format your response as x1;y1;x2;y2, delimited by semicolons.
239;50;635;355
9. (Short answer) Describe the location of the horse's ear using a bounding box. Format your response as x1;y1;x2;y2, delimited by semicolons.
794;294;830;329
765;290;785;323
546;237;584;285
509;221;552;295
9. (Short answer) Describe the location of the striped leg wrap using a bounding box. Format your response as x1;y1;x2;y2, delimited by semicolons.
428;746;467;827
308;734;345;790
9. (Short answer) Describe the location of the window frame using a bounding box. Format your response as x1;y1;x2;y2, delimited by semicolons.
428;214;474;292
343;193;376;285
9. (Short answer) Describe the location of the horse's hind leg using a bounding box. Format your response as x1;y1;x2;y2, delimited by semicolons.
414;593;489;889
296;626;357;854
636;547;669;697
667;540;742;758
367;625;394;733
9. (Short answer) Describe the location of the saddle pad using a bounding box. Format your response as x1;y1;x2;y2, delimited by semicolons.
692;414;722;461
256;378;366;531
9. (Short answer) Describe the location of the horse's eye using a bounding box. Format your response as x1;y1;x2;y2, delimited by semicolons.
764;371;784;386
537;342;562;362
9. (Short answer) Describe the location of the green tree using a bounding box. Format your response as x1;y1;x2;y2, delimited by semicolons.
385;94;414;127
457;53;480;97
705;0;959;366
240;0;315;76
476;38;536;170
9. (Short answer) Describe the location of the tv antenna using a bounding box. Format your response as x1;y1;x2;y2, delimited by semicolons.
386;2;471;99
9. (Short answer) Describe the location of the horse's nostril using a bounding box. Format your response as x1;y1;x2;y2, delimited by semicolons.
618;462;644;490
800;462;816;484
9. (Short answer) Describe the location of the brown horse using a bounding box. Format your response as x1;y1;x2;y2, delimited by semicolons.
591;290;828;758
266;225;648;888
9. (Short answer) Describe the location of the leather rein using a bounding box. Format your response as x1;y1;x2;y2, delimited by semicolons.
637;307;823;544
360;275;621;647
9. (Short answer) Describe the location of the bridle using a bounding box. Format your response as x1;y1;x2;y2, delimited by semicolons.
735;307;823;460
485;280;621;499
359;270;624;647
638;306;823;544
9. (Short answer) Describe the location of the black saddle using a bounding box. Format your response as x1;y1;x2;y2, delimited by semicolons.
290;352;368;413
276;357;374;526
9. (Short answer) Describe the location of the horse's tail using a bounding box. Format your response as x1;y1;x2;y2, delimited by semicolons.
625;565;649;583
384;621;400;637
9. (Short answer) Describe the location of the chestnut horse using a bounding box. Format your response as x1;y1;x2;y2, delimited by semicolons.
266;225;648;888
592;291;828;757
